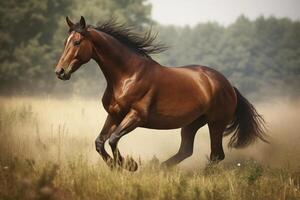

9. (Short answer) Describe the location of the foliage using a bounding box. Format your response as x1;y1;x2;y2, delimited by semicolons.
0;0;73;95
0;0;152;96
0;2;299;100
156;16;300;100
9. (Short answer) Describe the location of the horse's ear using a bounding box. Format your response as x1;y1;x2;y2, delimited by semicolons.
66;16;74;28
79;16;86;29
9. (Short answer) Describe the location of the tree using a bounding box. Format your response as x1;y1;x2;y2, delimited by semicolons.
0;0;73;94
0;0;153;96
156;16;300;100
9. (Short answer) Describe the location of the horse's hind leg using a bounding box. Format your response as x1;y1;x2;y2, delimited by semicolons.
207;121;228;162
162;116;207;167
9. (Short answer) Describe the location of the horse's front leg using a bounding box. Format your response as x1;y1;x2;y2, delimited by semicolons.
109;109;142;171
95;115;118;168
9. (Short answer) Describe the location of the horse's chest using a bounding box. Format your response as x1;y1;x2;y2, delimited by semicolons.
103;82;140;118
105;95;131;118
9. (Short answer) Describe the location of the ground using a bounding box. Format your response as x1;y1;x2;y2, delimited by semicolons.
0;97;299;200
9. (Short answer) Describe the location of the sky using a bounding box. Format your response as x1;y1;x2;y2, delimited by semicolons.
148;0;300;26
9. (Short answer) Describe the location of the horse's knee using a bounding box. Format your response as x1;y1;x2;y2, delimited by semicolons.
108;134;120;148
185;149;193;158
179;148;193;159
95;139;105;153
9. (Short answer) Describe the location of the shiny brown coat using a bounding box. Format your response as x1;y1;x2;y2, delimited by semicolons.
55;17;266;171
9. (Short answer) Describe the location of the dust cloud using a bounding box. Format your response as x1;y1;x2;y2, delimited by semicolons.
1;97;300;169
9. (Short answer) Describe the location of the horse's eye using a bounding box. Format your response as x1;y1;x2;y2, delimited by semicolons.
73;40;81;46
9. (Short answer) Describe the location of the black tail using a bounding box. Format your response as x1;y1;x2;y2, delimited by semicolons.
224;87;268;148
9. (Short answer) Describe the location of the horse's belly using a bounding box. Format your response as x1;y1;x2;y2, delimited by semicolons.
143;97;207;129
143;72;210;129
143;113;201;129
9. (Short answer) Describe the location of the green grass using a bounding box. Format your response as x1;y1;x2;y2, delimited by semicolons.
0;97;300;200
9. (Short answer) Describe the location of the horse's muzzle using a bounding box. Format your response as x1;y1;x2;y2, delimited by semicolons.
55;68;71;80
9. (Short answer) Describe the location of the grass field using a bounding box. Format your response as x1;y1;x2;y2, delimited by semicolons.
0;97;300;200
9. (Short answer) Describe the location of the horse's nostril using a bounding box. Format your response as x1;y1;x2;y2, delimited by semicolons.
55;68;64;75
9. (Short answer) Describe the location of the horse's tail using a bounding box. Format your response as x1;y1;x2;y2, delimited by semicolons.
224;87;268;148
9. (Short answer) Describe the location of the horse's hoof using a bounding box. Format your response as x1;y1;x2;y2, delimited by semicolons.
160;162;168;169
124;157;138;172
160;161;175;169
106;158;116;170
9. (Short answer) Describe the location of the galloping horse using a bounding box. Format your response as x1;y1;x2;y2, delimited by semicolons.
55;16;267;171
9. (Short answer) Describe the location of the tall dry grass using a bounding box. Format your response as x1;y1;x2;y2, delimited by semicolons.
0;97;300;199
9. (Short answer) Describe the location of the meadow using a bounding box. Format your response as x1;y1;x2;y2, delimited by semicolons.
0;97;300;200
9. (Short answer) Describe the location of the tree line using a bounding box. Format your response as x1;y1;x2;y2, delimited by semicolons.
0;0;299;101
157;16;300;100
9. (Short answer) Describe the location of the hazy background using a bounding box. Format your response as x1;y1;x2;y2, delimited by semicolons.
150;0;300;26
1;2;300;199
0;0;300;167
0;0;299;101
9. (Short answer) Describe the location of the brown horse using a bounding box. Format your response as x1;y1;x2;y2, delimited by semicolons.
55;16;267;171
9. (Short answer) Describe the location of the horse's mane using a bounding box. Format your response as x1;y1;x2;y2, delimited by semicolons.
92;19;167;57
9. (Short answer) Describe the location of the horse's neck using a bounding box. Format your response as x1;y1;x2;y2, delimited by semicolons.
90;29;145;87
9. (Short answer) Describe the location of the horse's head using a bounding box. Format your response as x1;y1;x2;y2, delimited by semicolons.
55;16;93;80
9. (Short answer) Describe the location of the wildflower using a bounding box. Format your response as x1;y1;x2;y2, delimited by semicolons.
40;186;54;196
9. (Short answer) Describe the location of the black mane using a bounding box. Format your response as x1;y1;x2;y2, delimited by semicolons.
92;19;167;57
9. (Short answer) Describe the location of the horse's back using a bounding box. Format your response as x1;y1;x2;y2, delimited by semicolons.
164;64;236;104
180;65;237;122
